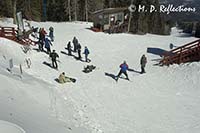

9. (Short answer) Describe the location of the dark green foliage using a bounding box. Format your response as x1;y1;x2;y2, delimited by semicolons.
195;22;200;38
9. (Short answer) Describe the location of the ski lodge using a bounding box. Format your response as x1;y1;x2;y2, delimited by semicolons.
91;8;129;33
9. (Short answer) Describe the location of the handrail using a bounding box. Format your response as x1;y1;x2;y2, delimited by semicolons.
160;39;200;65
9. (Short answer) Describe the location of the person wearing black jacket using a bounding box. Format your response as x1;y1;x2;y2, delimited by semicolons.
50;50;59;69
77;43;82;60
67;41;72;55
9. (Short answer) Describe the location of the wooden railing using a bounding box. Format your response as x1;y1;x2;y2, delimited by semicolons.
110;23;128;33
160;39;200;65
0;27;17;37
0;27;37;45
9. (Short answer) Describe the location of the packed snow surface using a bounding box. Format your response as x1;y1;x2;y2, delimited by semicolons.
0;18;200;133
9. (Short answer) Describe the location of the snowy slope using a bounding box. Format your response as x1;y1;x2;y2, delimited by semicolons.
0;18;200;133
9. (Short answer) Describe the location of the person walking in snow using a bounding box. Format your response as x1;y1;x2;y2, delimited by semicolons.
67;41;72;55
140;54;147;74
72;37;78;52
50;50;59;69
83;46;90;62
77;43;82;60
44;36;53;54
49;26;54;42
116;61;129;81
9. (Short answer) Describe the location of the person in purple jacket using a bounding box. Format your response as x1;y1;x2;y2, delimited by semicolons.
116;61;129;81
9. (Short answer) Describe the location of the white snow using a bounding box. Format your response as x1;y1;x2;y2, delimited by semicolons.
0;120;25;133
0;18;200;133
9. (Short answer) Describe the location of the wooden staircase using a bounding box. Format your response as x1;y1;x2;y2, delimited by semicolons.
160;39;200;66
0;27;37;45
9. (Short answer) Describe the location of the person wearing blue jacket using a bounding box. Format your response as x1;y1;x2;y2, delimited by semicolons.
83;46;90;62
116;61;129;81
44;36;52;54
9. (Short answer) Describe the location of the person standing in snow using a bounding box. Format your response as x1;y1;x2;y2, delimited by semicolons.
77;43;82;60
83;46;90;62
50;50;59;69
67;41;72;55
49;27;54;42
72;37;78;52
44;36;53;54
38;28;47;51
140;54;147;74
116;61;129;81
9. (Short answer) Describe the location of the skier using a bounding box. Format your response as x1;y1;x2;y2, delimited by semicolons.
44;36;52;54
116;61;129;81
140;54;147;74
67;41;72;55
72;37;78;52
58;72;71;84
49;26;54;42
77;43;82;60
50;50;59;69
83;46;90;62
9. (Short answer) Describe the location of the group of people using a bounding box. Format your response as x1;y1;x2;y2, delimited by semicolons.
115;54;147;81
31;26;148;83
67;37;90;62
38;27;54;54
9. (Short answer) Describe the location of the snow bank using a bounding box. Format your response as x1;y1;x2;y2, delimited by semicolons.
0;38;27;65
0;120;25;133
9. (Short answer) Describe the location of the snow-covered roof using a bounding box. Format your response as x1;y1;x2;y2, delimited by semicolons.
92;7;128;15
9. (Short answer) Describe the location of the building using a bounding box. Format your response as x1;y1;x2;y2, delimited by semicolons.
91;8;129;33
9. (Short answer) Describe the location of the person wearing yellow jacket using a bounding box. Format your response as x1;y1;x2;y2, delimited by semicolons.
58;72;71;84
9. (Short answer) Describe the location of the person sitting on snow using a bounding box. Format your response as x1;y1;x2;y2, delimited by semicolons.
58;72;71;84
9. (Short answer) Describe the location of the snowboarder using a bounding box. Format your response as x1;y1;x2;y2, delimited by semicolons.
49;26;54;42
67;41;72;55
116;61;129;81
58;72;71;84
83;46;90;62
77;43;82;60
50;50;59;69
44;36;53;54
72;37;78;52
140;54;147;74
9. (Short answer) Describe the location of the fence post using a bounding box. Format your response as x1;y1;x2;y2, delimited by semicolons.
9;59;13;73
179;48;183;64
20;64;23;75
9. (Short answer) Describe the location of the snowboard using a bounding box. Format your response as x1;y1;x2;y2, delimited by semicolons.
55;77;76;83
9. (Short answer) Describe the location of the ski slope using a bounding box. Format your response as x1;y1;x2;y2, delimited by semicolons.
0;18;200;133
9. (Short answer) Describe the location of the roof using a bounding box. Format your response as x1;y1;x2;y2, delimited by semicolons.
92;7;128;15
